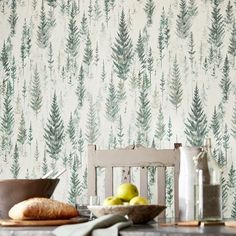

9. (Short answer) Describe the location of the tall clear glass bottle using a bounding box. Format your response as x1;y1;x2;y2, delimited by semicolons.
194;138;222;221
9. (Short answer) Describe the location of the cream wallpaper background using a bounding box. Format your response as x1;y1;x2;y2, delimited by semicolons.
0;0;236;217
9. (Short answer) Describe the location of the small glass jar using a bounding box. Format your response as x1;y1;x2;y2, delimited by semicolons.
194;138;222;221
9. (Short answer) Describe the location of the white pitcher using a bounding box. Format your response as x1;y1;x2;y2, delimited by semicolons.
179;146;201;221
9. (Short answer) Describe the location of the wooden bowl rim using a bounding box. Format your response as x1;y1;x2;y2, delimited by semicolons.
88;204;166;209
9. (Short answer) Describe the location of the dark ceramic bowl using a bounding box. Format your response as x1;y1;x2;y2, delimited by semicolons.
0;178;59;219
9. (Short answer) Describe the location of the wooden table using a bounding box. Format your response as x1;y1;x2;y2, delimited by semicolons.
119;223;236;236
0;222;236;236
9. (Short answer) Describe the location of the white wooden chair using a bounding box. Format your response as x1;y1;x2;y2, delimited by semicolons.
87;144;180;219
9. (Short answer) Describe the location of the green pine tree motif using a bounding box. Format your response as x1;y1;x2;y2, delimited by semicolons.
65;3;80;58
231;192;236;218
47;0;57;8
22;80;27;103
76;65;86;108
34;141;39;161
224;0;233;25
79;12;88;39
94;42;99;66
1;82;14;151
155;105;166;147
67;113;76;149
136;77;152;145
17;112;27;145
88;0;93;24
136;31;146;75
169;56;183;111
32;0;37;10
104;0;110;25
164;17;170;48
1;41;10;83
77;128;84;163
11;144;20;179
188;0;198;18
167;116;173;147
188;32;196;71
112;9;133;81
144;0;155;26
227;163;236;189
8;0;18;36
117;115;124;148
105;77;119;122
208;0;225;61
231;98;236;139
208;45;214;65
37;0;49;48
30;65;43;116
216;148;226;167
166;170;173;212
147;47;154;80
203;57;208;73
185;85;208;146
60;0;66;15
93;0;102;22
82;167;88;192
28;122;33;146
221;175;228;216
10;56;17;89
228;20;236;66
158;24;165;66
223;123;230;163
48;42;54;79
110;0;116;10
160;72;165;101
101;61;106;82
47;8;56;29
220;55;231;102
108;126;114;149
68;156;82;205
85;100;99;144
147;166;156;200
117;79;126;102
20;24;27;72
176;0;191;39
83;33;93;67
41;149;48;176
26;22;32;56
44;92;65;161
210;106;221;145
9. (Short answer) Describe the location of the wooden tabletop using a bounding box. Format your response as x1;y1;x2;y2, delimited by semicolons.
119;222;236;236
0;221;236;236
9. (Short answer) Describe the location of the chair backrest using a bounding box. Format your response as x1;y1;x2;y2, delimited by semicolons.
87;144;180;218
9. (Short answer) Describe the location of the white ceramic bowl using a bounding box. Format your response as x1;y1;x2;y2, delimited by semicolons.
87;204;166;224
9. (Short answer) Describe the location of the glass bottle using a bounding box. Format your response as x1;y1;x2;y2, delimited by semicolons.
194;138;222;221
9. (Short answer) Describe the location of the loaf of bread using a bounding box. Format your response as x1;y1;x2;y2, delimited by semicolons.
8;197;79;220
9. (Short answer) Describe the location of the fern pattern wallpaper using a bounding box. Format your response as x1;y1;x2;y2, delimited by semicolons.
1;0;236;217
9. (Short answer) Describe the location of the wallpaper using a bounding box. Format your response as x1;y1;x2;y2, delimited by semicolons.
0;0;236;218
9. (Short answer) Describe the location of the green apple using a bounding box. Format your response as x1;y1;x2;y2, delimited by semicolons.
103;196;123;206
117;183;139;202
129;196;149;205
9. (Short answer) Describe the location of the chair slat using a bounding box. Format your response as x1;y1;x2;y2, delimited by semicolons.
157;167;166;218
87;145;96;196
140;167;148;198
105;167;113;197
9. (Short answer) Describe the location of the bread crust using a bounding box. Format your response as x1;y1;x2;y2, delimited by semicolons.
8;197;79;220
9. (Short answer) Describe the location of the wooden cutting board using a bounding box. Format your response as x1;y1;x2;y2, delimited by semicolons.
0;217;88;227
